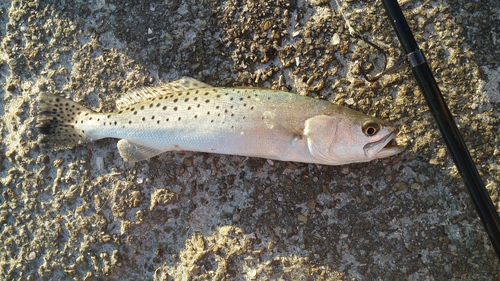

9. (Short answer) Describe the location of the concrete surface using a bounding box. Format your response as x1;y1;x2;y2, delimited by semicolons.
0;0;499;280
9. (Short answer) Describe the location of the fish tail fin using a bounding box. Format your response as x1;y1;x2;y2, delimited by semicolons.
36;93;95;150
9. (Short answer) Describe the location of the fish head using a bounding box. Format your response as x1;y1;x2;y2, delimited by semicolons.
304;110;404;165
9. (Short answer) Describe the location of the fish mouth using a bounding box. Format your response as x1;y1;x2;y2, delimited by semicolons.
363;130;405;159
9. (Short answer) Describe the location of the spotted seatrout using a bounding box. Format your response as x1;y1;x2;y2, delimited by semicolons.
36;77;404;164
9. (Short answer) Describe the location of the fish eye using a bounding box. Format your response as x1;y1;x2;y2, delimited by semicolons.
362;122;380;136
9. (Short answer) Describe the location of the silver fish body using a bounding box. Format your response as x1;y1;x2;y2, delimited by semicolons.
37;77;404;164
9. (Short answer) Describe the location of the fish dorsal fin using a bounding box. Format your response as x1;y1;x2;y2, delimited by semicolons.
168;77;211;89
116;77;212;109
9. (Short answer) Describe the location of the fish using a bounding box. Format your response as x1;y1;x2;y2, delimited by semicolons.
36;77;404;165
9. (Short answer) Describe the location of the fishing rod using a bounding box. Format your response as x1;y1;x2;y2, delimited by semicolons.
381;0;500;258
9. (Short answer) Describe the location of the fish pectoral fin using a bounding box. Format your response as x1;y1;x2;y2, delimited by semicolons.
263;111;303;144
117;140;164;163
303;115;337;162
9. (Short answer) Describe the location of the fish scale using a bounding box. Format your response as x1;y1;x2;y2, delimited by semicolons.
36;77;404;164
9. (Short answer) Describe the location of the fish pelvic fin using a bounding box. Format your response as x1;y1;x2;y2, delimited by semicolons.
117;140;164;163
36;93;95;150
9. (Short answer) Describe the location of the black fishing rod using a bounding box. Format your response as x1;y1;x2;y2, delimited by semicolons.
380;0;500;258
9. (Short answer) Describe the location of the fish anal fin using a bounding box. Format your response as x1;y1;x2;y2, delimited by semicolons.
116;77;211;110
117;140;164;163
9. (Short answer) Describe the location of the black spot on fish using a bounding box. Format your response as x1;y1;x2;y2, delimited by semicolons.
243;103;247;107
142;117;145;121
134;111;138;115
151;116;155;120
149;103;154;108
204;92;209;96
239;97;243;101
140;106;144;110
194;115;198;119
194;97;198;101
118;110;123;114
174;107;178;111
185;98;189;102
162;106;167;110
250;106;254;110
166;118;170;122
157;120;160;124
178;117;181;121
156;103;161;107
128;120;132;124
207;111;210;115
197;104;200;108
174;98;178;103
188;106;192;110
216;94;221;98
205;99;210;103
